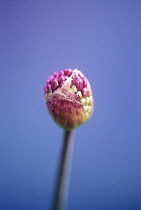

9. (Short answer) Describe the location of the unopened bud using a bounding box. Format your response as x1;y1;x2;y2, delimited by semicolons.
44;69;94;130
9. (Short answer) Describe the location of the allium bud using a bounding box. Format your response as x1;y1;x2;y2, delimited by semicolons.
44;69;94;130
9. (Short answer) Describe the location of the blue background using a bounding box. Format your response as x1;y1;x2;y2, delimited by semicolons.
0;1;141;209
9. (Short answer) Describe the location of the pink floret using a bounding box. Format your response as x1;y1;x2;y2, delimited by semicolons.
44;68;91;97
75;78;83;91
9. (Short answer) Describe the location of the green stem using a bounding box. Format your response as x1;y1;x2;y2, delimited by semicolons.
51;130;74;210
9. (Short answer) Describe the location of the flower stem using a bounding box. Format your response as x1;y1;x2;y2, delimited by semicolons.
51;130;74;210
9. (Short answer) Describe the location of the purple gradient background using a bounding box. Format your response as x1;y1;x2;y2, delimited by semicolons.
0;1;141;209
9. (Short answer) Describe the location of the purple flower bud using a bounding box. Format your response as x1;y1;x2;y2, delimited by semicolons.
59;71;64;76
83;77;88;88
44;69;94;130
47;75;54;84
63;69;73;76
46;84;51;93
53;72;59;78
51;79;58;91
75;78;83;91
58;75;66;84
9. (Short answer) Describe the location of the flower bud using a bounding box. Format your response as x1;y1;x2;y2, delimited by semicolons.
44;69;94;130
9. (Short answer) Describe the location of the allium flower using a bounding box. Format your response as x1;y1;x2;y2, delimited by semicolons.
44;68;94;130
